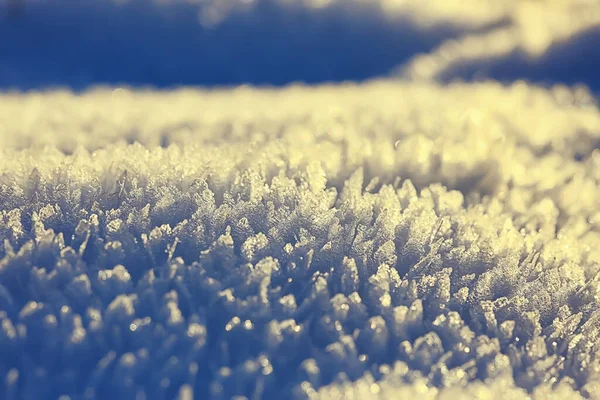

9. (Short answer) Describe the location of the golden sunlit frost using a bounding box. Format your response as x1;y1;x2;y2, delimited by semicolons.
1;80;600;399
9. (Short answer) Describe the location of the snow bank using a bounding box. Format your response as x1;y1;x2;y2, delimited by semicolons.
2;81;600;399
401;0;600;91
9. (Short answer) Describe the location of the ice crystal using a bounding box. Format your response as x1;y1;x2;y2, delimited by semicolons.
1;80;600;399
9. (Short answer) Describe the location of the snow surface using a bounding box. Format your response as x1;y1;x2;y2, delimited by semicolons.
2;0;600;399
2;82;600;399
400;0;600;91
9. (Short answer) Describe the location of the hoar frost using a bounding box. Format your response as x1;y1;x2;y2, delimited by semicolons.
1;81;600;399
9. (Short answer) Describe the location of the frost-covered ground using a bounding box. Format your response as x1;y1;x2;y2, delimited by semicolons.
2;1;600;400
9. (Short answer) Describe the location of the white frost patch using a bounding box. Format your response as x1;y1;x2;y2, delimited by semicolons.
1;81;600;398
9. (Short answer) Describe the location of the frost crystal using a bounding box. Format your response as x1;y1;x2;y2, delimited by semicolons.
2;74;600;399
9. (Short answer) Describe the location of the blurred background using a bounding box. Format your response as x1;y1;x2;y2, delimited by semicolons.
0;0;599;92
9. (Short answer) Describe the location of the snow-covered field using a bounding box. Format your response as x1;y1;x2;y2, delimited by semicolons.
2;1;600;399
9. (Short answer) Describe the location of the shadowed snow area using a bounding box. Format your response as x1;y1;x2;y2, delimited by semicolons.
2;0;600;90
436;26;600;92
401;0;600;92
0;0;499;90
2;82;600;399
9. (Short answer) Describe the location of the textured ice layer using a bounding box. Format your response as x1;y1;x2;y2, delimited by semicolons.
2;81;600;399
